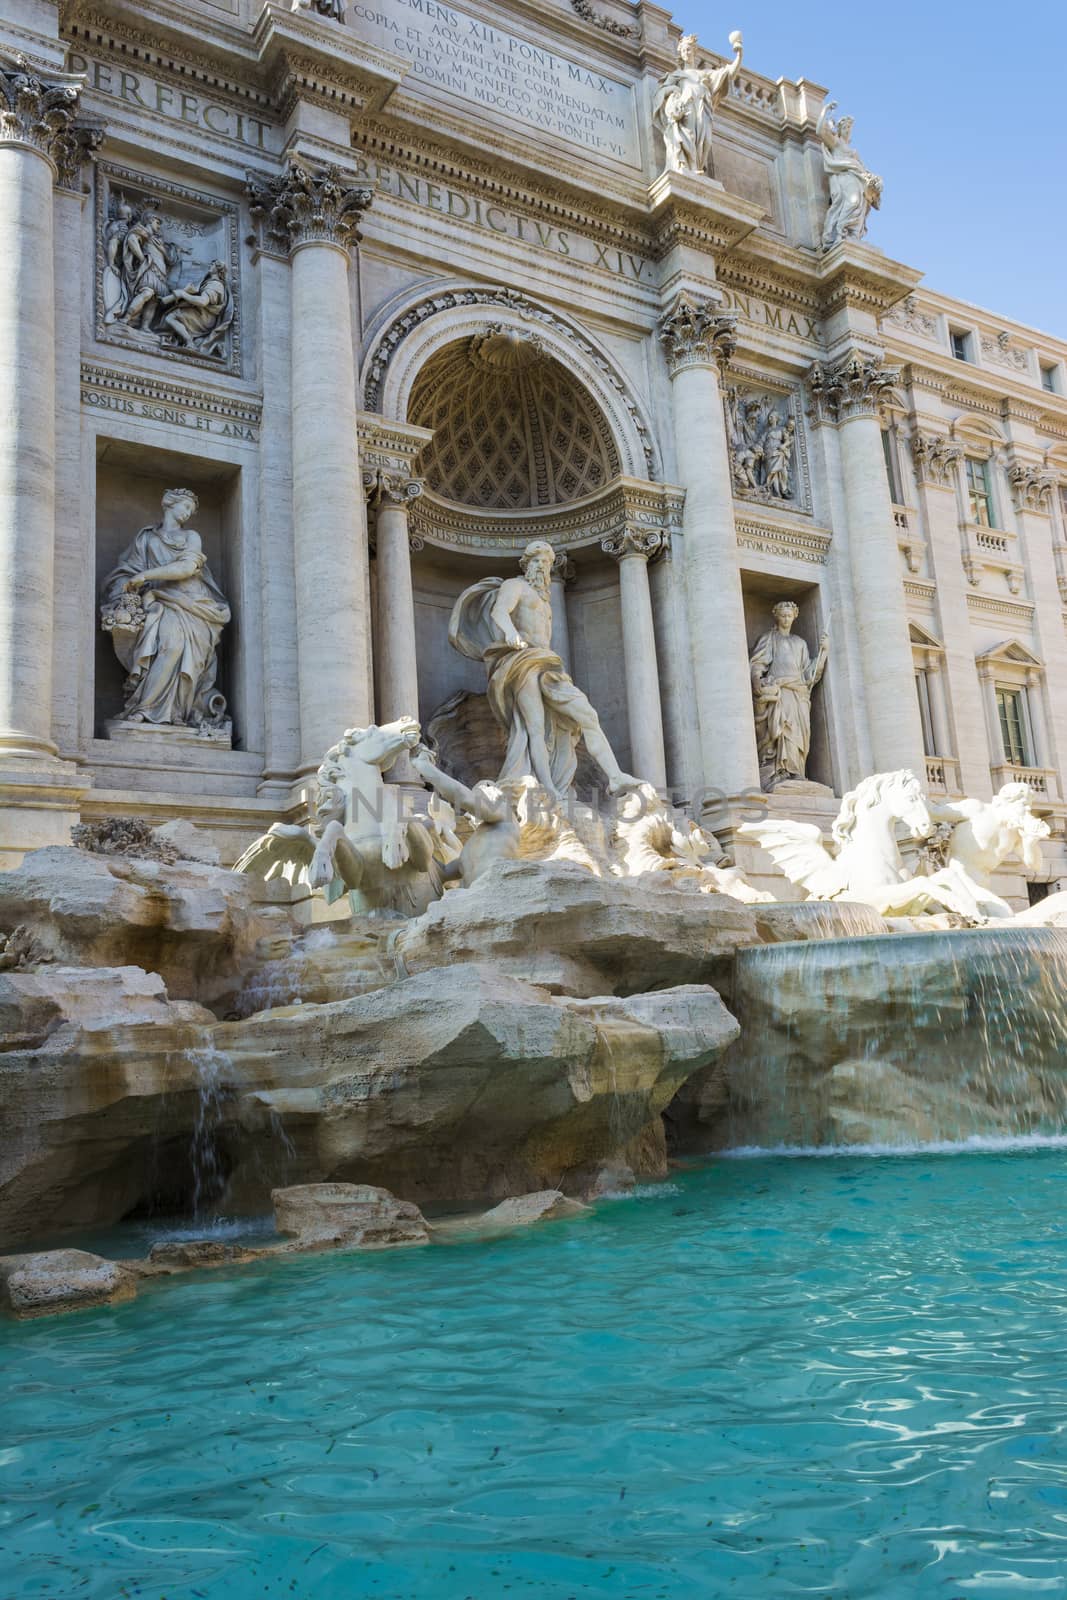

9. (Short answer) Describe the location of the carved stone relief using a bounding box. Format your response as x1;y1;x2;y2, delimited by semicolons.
1007;462;1056;514
981;332;1030;375
95;165;241;375
883;295;938;340
724;382;810;512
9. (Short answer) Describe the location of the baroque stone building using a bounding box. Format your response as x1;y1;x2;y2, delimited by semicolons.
1;0;1065;902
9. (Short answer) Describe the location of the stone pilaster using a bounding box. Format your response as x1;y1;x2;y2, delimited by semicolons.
907;425;990;797
1007;456;1067;785
660;292;759;801
247;162;374;767
601;527;667;790
807;351;925;775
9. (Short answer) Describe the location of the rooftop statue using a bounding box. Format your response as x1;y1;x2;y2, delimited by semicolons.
234;717;450;916
739;769;1017;920
449;540;641;800
816;100;883;249
100;488;231;735
652;30;743;178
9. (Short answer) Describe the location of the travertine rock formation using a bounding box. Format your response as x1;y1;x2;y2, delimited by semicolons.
0;845;289;1011
391;858;757;996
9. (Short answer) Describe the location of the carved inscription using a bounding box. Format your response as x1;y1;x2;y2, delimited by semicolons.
353;157;649;280
348;0;639;163
67;52;273;150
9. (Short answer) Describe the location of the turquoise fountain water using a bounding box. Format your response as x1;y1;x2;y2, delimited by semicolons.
5;1144;1067;1598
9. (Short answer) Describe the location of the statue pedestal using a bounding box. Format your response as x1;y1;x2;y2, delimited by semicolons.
763;777;835;799
104;718;233;749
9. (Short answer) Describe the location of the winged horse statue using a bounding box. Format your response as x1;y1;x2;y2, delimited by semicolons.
233;716;446;916
739;769;1014;919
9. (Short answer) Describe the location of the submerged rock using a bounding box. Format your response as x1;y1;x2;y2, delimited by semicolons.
272;1182;429;1248
479;1190;590;1227
0;1248;136;1318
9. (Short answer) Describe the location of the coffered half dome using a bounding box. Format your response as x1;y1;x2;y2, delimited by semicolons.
407;328;622;510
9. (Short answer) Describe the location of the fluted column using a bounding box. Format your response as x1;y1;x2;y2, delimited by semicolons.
367;469;422;776
0;59;81;759
248;163;374;766
602;528;667;790
660;294;759;798
809;353;925;774
924;655;951;759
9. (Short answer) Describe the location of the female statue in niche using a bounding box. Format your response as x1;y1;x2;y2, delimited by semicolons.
100;488;231;733
652;30;743;177
749;600;829;789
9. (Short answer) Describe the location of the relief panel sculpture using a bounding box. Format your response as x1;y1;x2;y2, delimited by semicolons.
724;383;809;511
96;166;241;374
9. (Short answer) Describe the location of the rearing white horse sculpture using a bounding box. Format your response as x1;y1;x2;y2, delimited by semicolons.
740;769;1013;919
234;717;445;915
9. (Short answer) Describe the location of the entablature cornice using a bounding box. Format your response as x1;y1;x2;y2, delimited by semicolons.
350;127;652;255
406;475;684;557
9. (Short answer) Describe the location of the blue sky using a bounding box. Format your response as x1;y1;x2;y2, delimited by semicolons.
686;0;1067;339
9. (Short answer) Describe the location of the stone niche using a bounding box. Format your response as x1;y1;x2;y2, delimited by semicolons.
94;441;243;745
742;575;834;792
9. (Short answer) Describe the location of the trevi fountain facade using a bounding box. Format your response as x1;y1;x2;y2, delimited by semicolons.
2;0;1067;1594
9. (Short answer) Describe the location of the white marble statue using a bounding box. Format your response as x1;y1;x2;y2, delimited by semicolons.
449;540;640;800
749;602;829;790
652;31;743;177
160;261;234;357
410;744;522;888
100;489;230;733
816;101;883;250
613;783;773;903
928;782;1051;891
739;769;1013;919
234;717;450;915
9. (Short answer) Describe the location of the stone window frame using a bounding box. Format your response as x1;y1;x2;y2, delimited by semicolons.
94;162;243;380
975;638;1053;795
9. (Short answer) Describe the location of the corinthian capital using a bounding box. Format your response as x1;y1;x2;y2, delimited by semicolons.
1007;460;1056;515
806;351;900;424
601;527;665;561
0;55;81;170
909;429;963;488
246;160;374;255
659;293;737;377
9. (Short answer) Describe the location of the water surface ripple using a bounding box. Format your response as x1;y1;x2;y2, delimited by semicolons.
4;1148;1067;1598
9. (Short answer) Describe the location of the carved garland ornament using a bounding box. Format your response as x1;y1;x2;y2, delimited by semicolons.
363;286;659;480
807;352;900;423
659;294;737;376
246;161;374;254
569;0;636;39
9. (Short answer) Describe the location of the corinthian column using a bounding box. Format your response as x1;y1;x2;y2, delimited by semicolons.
248;163;374;766
602;527;667;789
809;352;925;774
0;58;81;759
660;294;759;798
366;469;422;776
